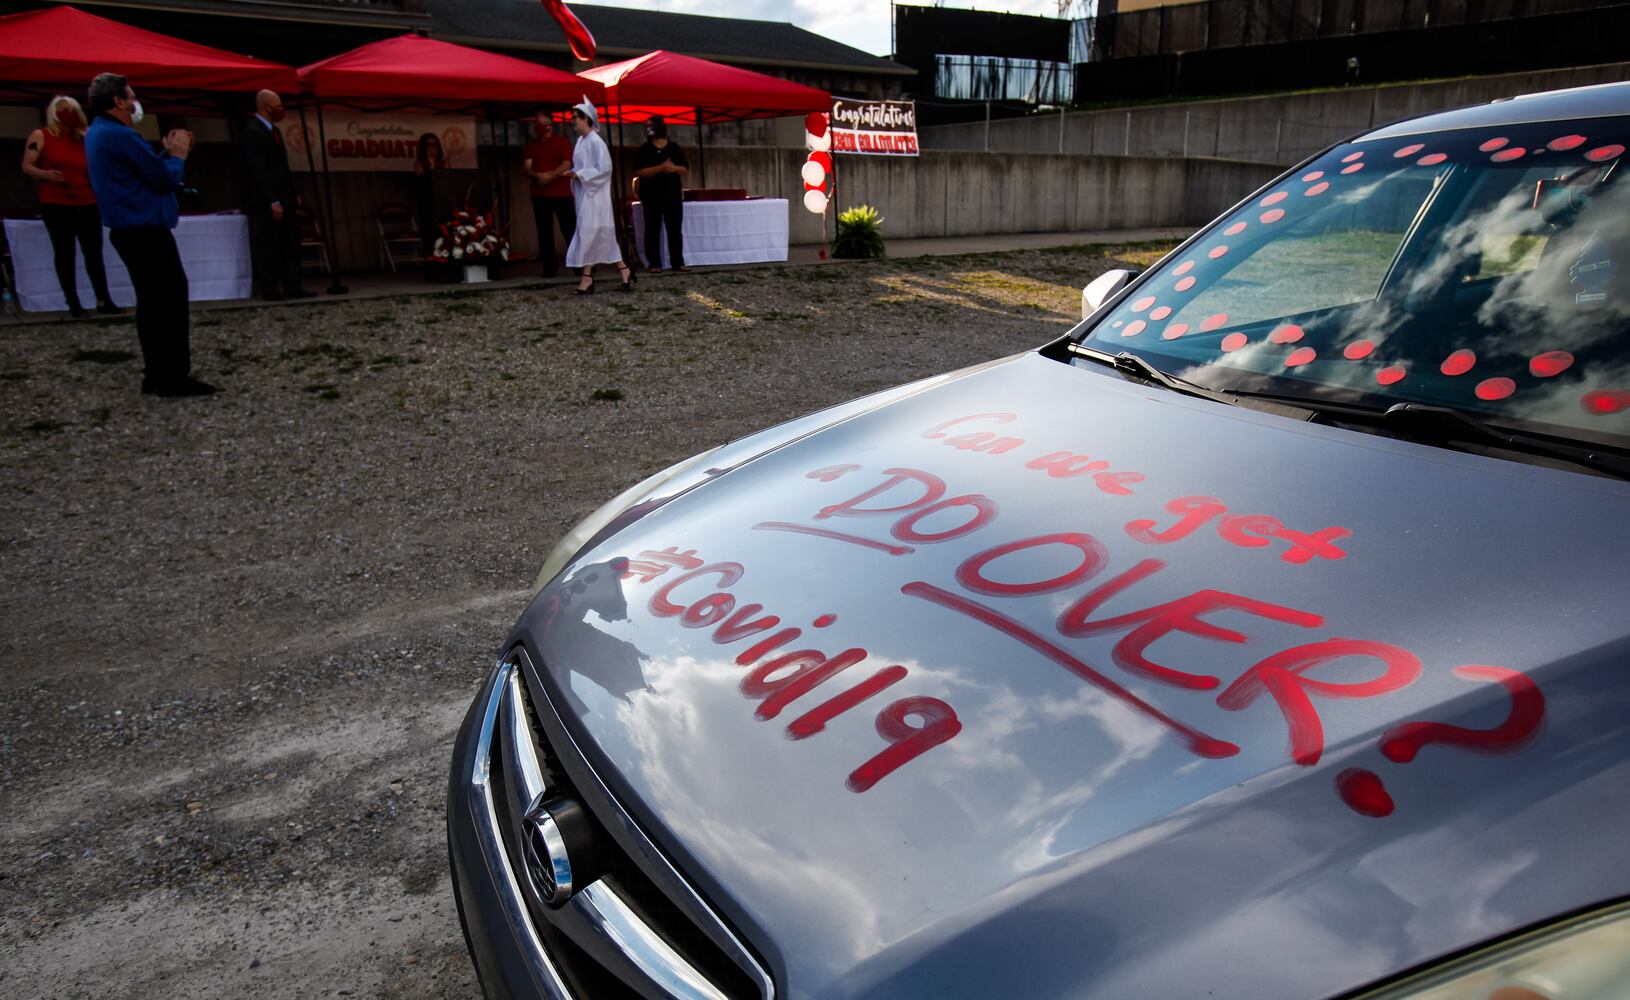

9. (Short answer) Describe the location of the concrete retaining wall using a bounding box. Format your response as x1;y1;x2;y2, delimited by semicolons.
487;148;1280;267
921;62;1630;165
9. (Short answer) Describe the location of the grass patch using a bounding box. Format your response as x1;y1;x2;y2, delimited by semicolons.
302;383;342;400
21;419;65;434
1;370;29;382
70;349;135;365
194;317;223;328
589;387;624;402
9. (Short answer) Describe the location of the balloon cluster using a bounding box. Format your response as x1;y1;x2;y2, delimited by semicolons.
802;112;831;215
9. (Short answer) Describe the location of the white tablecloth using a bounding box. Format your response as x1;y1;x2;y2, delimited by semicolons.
632;198;788;269
4;214;252;313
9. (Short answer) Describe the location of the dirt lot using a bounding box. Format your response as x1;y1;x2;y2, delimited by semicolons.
0;241;1174;999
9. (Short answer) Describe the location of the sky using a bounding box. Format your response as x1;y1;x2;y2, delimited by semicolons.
581;1;1072;58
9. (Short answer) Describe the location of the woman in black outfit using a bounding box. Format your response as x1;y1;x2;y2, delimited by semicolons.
632;116;689;272
413;132;446;270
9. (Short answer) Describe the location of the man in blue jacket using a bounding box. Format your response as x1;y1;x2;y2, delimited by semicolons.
85;72;213;397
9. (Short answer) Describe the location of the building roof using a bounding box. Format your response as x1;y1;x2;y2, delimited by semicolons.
431;1;914;77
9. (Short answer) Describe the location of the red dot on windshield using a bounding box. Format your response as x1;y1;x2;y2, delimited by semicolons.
1150;306;1173;321
1302;171;1324;182
1491;148;1527;162
1208;245;1229;259
1122;320;1146;337
1305;182;1330;196
1440;349;1476;376
1530;351;1574;377
1479;137;1509;152
1131;296;1156;312
1260;191;1288;206
1220;332;1248;351
1173;260;1195;275
1200;313;1229;332
1377;366;1407;386
1269;324;1304;344
1585;144;1625;162
1582;389;1630;414
1260;208;1286;224
1224;222;1247;236
1285;347;1316;367
1342;163;1364;174
1475;377;1516;401
1394;144;1425;158
1342;151;1364;162
1175;276;1196;292
1163;323;1190;340
1548;135;1587;151
1343;340;1376;360
1417;153;1447;166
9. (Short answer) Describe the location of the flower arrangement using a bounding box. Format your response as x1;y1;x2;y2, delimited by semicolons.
432;208;510;264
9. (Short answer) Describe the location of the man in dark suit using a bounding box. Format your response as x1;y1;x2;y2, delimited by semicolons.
241;90;310;300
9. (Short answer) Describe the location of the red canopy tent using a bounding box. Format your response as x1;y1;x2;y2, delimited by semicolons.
297;34;603;114
0;6;295;107
295;36;606;289
577;50;830;124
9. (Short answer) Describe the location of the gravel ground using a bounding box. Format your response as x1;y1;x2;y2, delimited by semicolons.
0;241;1175;999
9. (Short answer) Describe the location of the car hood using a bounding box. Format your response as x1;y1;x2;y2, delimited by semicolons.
517;352;1630;1000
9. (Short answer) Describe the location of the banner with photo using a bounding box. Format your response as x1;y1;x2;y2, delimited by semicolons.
282;113;478;172
829;98;919;157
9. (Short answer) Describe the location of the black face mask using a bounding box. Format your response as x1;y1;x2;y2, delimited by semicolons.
646;121;667;140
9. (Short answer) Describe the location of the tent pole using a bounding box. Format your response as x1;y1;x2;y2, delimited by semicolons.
695;107;706;187
615;100;629;265
297;100;344;294
313;98;348;295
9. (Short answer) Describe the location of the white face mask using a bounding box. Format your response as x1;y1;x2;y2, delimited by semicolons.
129;100;144;125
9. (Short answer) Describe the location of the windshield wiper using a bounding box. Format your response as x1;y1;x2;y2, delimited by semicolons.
1069;345;1318;419
1222;389;1630;481
1380;403;1630;481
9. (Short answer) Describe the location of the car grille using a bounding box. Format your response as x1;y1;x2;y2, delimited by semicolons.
487;648;770;1000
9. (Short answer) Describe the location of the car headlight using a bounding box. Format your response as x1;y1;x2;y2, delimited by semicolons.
1357;901;1630;999
532;447;721;590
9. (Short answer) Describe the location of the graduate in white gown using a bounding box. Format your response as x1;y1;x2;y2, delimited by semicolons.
562;97;633;294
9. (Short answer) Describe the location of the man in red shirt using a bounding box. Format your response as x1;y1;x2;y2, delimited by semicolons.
523;111;576;279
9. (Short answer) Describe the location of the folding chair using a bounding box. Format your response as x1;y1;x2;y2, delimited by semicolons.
295;201;332;275
377;203;421;272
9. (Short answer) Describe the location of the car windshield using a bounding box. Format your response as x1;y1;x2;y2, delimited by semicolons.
1079;117;1630;452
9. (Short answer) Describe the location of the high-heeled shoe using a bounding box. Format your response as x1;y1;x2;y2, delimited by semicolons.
619;265;636;292
574;278;595;295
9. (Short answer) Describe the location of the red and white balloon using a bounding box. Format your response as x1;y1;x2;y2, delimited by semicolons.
802;113;831;214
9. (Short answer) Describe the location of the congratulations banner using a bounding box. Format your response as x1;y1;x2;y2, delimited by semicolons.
283;113;478;172
830;98;919;157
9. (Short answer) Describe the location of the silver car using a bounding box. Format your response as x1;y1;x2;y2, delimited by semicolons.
449;82;1630;999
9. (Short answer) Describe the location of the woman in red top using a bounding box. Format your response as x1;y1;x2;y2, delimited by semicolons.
21;96;118;317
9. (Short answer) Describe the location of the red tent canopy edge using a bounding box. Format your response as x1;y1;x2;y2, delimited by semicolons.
298;34;604;110
0;6;296;94
578;50;831;122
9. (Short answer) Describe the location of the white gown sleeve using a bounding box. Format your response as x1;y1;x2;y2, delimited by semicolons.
573;133;611;191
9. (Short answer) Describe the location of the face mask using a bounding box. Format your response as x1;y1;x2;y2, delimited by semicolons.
267;106;286;124
56;107;79;127
129;100;144;125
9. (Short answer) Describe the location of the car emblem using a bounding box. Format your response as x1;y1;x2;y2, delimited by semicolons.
520;800;574;906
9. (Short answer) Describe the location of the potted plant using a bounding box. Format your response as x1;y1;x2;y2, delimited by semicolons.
832;204;886;259
432;208;510;282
